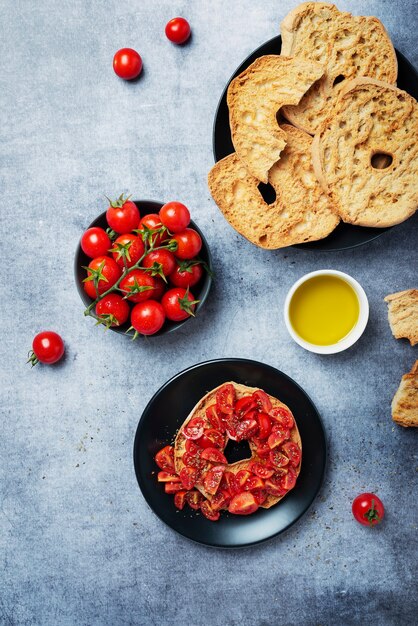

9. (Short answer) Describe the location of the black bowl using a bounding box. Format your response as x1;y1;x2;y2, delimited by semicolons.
213;36;418;251
133;358;326;548
75;200;213;337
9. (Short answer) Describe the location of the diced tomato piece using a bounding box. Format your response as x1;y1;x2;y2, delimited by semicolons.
235;470;252;490
157;471;181;483
203;465;225;495
250;461;275;479
185;490;204;510
185;439;201;454
282;466;297;490
199;428;224;449
257;412;272;440
228;492;259;515
182;451;203;470
222;471;238;495
265;476;288;497
225;427;238;441
282;441;301;468
252;390;272;413
164;482;184;494
174;490;188;510
183;417;205;440
216;383;236;415
206;404;225;432
201;447;227;464
234;396;256;418
270;406;294;429
179;466;197;490
252;489;268;505
200;499;220;521
155;445;175;472
245;475;265;490
235;418;258;442
211;490;230;511
269;449;290;469
256;441;271;458
268;427;290;449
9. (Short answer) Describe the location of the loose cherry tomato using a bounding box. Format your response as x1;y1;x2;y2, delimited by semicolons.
113;48;142;80
183;417;205;440
172;228;202;260
81;227;111;258
352;493;385;527
159;201;190;232
28;331;65;366
138;214;167;246
169;259;203;288
95;293;130;327
111;234;145;268
161;287;198;321
130;300;165;335
106;195;140;233
228;492;258;515
155;446;175;472
200;500;220;521
282;442;301;468
216;383;236;415
83;256;122;299
179;466;198;490
165;17;191;45
119;269;156;303
142;249;176;278
174;491;188;510
203;465;225;495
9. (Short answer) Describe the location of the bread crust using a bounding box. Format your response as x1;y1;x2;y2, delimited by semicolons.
391;361;418;428
174;382;302;509
384;289;418;346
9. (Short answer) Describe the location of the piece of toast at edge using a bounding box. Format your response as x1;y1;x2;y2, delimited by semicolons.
312;78;418;227
384;289;418;346
391;361;418;428
280;2;397;135
227;55;323;183
208;124;339;249
174;382;302;509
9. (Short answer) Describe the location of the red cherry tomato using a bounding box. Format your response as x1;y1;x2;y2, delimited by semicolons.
106;195;140;233
179;466;197;490
200;500;220;521
83;256;122;298
228;492;258;515
111;234;145;268
203;466;225;495
216;383;236;415
130;300;165;335
282;442;301;468
183;417;205;440
161;287;198;321
148;276;166;301
174;491;188;510
138;213;167;247
113;48;143;80
119;269;156;303
28;331;65;366
142;249;176;278
159;201;190;232
172;228;202;260
95;293;130;327
81;227;111;258
169;259;203;288
155;445;175;471
165;17;191;45
352;493;385;527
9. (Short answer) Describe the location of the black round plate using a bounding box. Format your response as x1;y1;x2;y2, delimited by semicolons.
74;200;213;337
133;358;326;548
213;36;418;251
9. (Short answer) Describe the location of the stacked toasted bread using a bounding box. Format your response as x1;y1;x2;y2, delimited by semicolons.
208;2;418;249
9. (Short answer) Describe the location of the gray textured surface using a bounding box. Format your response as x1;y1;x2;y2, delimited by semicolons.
1;1;417;625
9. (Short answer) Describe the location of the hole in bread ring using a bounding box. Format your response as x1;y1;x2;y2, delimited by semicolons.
371;152;394;170
257;181;277;205
333;74;345;87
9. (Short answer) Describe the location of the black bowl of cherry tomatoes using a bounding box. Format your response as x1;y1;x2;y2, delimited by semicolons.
75;197;213;337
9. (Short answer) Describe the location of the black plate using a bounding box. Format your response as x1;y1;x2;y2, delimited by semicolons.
213;36;418;251
133;358;326;548
74;200;213;337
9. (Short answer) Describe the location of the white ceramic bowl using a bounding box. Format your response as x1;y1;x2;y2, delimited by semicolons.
283;269;369;355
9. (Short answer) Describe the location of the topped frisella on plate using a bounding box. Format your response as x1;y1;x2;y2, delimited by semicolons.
154;382;302;521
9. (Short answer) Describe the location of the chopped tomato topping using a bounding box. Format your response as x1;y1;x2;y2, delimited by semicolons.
203;465;225;495
235;418;258;442
252;390;272;413
201;447;227;464
228;492;259;515
174;490;188;510
157;471;181;483
267;426;290;449
282;466;297;490
270;406;294;429
250;461;275;479
252;489;267;505
269;449;290;469
198;428;224;449
183;417;205;440
206;404;225;431
245;475;265;491
179;466;197;490
155;445;175;472
234;396;256;418
282;441;301;467
185;490;204;510
164;482;184;494
200;499;220;521
235;469;252;490
257;412;272;440
216;383;236;415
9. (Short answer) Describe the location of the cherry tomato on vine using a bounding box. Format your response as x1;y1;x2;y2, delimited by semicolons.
172;228;202;260
149;276;166;301
142;249;176;278
81;227;111;258
169;259;203;288
106;194;140;233
28;331;65;366
113;48;143;80
111;233;145;268
161;287;199;321
165;17;191;45
352;493;385;527
138;213;168;247
119;269;156;303
83;256;122;299
130;300;166;335
159;202;190;233
95;294;130;327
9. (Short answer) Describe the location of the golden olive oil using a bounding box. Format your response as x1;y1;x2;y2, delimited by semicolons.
289;275;360;346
